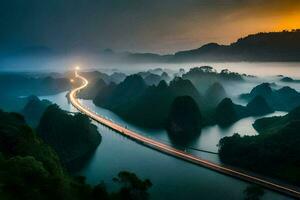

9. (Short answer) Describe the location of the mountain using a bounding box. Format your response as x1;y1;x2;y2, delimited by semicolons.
93;76;205;128
174;43;226;61
93;71;274;129
182;66;244;93
3;30;300;64
253;106;300;135
115;80;174;127
109;72;126;84
214;98;242;126
0;109;69;199
94;74;147;109
144;73;163;86
21;96;52;127
141;71;172;86
166;96;202;139
246;96;273;116
78;78;107;99
205;82;227;107
102;30;300;63
79;71;111;84
240;83;300;111
74;71;123;100
169;77;205;104
241;83;273;99
219;106;300;186
280;76;300;83
0;73;71;97
161;72;172;83
37;104;101;166
173;30;300;62
215;97;273;126
0;109;151;200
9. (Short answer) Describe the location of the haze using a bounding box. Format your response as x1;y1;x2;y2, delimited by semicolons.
1;0;300;54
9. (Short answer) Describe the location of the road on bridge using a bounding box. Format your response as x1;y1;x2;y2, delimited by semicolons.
69;70;300;199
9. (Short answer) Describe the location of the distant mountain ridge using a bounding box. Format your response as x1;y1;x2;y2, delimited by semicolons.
112;30;300;62
172;30;300;62
2;30;300;63
240;82;300;111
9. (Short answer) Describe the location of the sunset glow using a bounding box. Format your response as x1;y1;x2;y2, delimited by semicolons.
275;14;300;31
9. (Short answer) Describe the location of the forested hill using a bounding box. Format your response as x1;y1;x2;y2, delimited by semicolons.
0;109;152;200
3;30;300;64
125;30;300;62
173;30;300;62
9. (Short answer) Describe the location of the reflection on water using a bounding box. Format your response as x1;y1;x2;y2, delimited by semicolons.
198;111;287;152
167;131;202;149
78;100;287;162
40;91;292;200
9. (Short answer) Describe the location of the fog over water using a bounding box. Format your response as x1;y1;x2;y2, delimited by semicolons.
1;59;298;199
36;61;300;200
2;59;300;98
0;55;299;77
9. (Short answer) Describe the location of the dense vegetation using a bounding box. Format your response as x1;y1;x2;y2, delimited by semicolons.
78;78;107;99
243;185;265;200
240;83;300;111
75;71;127;99
182;66;244;93
93;74;206;128
166;96;202;141
78;30;300;63
214;98;242;126
90;67;275;141
21;96;52;127
245;96;273;116
78;69;173;100
0;73;70;97
205;82;227;107
138;70;171;86
253;106;300;134
0;72;70;113
219;106;300;186
280;76;300;83
37;105;101;166
173;30;300;62
0;109;152;200
214;96;273;127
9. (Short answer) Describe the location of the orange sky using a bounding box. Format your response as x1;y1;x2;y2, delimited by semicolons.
169;1;300;52
1;0;300;53
276;13;300;31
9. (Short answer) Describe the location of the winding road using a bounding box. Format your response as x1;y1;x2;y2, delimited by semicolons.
69;71;300;199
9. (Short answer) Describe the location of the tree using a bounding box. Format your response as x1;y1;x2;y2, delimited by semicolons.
244;185;264;200
112;171;152;200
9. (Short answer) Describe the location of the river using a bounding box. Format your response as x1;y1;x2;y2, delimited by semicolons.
40;71;298;200
39;62;300;199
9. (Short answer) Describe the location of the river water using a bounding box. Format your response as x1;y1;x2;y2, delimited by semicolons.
41;92;291;200
40;63;300;200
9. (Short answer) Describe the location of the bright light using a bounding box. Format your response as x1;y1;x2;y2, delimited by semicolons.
70;79;74;83
75;66;80;70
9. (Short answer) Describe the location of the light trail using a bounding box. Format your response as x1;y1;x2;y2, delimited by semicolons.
69;71;300;198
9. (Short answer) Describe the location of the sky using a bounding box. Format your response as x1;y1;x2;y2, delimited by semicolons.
0;0;300;54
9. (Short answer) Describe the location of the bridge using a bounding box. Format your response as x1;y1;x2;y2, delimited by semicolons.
69;70;300;198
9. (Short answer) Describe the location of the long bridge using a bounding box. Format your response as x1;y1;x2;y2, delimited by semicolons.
69;70;300;199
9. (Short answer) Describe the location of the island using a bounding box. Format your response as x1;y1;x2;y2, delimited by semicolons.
218;106;300;186
0;109;151;200
37;104;102;167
